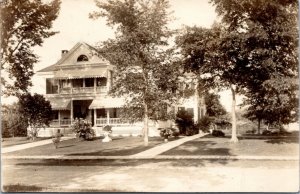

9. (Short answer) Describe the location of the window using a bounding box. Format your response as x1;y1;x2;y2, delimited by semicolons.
72;79;83;88
178;107;185;112
46;79;58;94
186;108;194;117
97;109;106;118
60;80;71;88
77;55;88;62
85;78;94;87
96;77;107;86
52;111;58;120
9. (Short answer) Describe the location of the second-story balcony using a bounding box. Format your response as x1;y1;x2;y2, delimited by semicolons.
46;77;110;95
59;86;107;94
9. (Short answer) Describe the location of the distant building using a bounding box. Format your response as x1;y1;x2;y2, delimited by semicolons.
36;42;206;137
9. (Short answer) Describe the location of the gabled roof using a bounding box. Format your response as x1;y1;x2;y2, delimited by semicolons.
37;42;106;73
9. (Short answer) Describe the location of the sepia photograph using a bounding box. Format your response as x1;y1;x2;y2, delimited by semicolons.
1;0;299;192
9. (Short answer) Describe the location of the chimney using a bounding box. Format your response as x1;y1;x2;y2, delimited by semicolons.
61;50;68;57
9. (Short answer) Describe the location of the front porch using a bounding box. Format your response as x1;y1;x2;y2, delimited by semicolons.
49;98;136;128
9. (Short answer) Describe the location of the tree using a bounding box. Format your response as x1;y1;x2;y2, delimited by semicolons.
176;25;243;142
0;0;61;96
204;92;226;117
90;0;179;145
244;77;298;134
1;103;28;137
18;93;52;139
177;0;298;142
211;0;298;133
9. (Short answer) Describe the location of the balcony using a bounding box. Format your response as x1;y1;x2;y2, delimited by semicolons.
58;86;107;95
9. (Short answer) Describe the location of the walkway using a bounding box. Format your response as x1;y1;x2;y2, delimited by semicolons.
1;137;74;154
131;133;207;158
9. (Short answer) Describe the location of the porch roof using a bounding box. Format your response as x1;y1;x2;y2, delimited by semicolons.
48;98;71;110
89;97;126;109
54;67;107;79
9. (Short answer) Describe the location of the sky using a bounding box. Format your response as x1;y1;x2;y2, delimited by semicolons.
3;0;243;111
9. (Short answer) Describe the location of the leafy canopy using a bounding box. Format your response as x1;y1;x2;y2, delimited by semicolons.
90;0;180;121
1;0;61;96
18;93;53;133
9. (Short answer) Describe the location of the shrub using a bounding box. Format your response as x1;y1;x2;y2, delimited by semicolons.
72;119;95;140
212;130;225;137
262;130;272;136
103;125;113;133
159;128;180;139
198;116;213;132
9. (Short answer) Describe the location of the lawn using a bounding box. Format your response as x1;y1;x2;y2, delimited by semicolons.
3;136;175;157
161;134;299;157
1;137;51;148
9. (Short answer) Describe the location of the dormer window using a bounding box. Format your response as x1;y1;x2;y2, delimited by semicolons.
77;55;88;62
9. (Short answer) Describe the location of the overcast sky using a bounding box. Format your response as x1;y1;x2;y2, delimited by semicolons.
4;0;242;111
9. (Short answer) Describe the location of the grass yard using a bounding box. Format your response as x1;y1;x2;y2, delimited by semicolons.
161;134;299;157
1;137;51;148
3;136;177;157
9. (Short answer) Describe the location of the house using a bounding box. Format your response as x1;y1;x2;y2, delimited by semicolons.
36;42;206;137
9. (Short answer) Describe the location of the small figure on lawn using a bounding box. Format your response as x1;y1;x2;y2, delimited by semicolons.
52;129;63;149
102;125;112;142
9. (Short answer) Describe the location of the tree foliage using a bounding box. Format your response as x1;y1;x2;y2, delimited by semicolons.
211;0;299;130
90;0;179;145
177;0;298;142
1;103;28;137
0;0;61;96
204;93;226;117
18;93;52;138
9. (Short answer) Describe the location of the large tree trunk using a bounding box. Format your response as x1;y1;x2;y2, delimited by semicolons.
257;118;261;134
230;84;238;143
143;103;149;146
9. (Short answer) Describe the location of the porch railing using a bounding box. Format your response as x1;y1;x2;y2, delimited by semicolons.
50;119;71;126
96;86;107;93
72;87;94;93
95;118;131;126
59;86;107;94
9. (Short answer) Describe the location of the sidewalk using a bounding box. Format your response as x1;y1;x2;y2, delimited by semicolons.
1;137;74;154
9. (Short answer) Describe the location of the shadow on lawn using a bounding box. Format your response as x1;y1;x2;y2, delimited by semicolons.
238;134;299;144
163;140;235;156
58;145;76;149
264;137;299;144
14;158;237;168
2;184;43;192
66;145;150;156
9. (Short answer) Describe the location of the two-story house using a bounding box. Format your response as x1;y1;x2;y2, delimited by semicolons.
36;42;206;137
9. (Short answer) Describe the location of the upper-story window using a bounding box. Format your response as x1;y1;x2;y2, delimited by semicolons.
46;78;58;94
77;55;88;62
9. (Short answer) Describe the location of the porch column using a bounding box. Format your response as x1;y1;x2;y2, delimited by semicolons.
70;100;73;125
70;79;73;94
57;80;60;94
58;110;61;126
94;109;97;126
106;109;110;125
107;70;111;91
83;78;86;88
94;78;97;93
